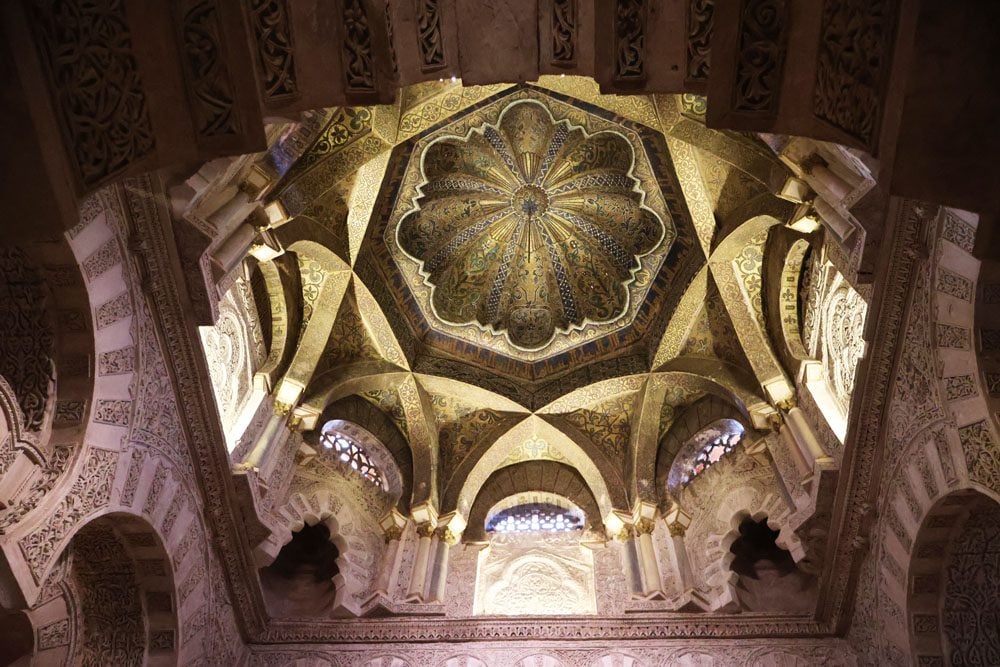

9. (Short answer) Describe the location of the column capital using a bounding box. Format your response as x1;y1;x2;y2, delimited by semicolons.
776;395;798;412
613;524;635;542
765;410;784;432
384;524;404;543
664;506;692;537
435;526;459;545
635;517;657;536
415;522;436;539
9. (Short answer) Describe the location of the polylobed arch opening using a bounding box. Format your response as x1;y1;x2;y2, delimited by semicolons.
260;522;341;618
727;515;815;613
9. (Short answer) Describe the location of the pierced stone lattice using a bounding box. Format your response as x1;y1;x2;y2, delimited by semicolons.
682;424;744;486
320;428;385;490
486;502;585;534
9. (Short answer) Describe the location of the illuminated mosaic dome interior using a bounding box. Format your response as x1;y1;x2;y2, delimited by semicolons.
396;98;668;350
364;84;702;387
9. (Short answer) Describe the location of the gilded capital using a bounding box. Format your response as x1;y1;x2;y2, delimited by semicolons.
766;411;784;432
614;524;635;542
776;395;798;412
384;525;403;543
274;400;293;417
415;522;436;539
634;517;657;536
668;521;687;538
435;526;458;545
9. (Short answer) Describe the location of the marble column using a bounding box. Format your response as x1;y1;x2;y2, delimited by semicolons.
373;524;404;597
429;527;456;602
804;159;852;201
784;404;832;467
211;221;256;274
239;402;289;473
666;521;693;592
616;525;642;596
778;421;813;477
746;436;797;510
406;521;435;602
634;518;663;596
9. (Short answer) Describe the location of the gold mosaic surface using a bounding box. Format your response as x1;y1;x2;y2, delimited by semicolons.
389;90;675;356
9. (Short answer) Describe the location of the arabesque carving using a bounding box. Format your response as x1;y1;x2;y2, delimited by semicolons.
813;0;896;148
733;0;787;113
27;0;156;187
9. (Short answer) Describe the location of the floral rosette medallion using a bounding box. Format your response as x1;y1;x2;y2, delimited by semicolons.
397;99;666;350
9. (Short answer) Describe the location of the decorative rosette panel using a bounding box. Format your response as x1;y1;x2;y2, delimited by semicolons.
397;100;664;350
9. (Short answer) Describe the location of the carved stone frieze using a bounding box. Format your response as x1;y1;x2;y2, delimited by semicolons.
70;521;146;665
416;0;446;72
940;212;977;253
246;0;298;102
81;238;122;280
95;292;132;329
613;0;647;83
342;0;376;93
99;346;135;375
732;0;788;114
959;420;1000;491
0;248;56;432
0;445;72;532
177;0;240;138
94;399;132;427
27;0;157;188
813;0;896;148
19;446;117;581
686;0;715;83
551;0;578;67
942;504;1000;664
936;268;973;302
37;618;70;649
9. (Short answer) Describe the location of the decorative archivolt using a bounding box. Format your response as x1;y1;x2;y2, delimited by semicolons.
265;486;384;617
707;214;792;402
475;538;597;616
451;415;617;521
199;283;261;438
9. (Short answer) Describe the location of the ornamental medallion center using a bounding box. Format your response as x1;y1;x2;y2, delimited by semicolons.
513;185;549;218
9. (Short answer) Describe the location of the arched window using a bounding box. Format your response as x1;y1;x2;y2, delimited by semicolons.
486;502;585;534
320;425;385;490
679;419;744;487
475;493;596;615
